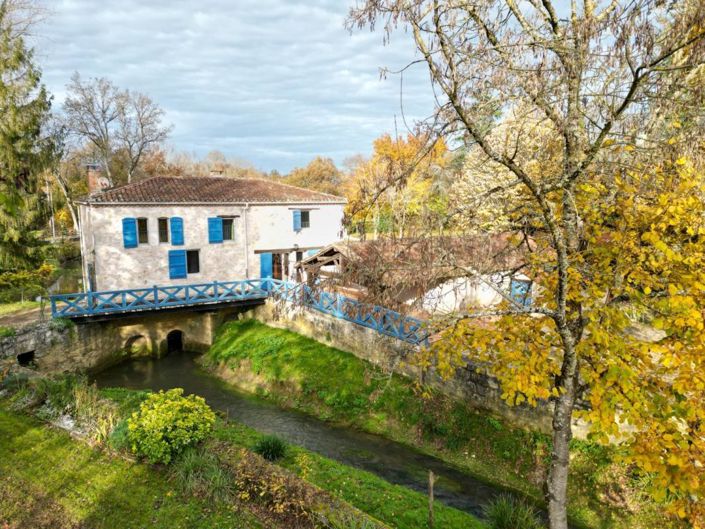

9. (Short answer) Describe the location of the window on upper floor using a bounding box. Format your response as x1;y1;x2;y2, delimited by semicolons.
158;218;169;243
293;210;311;232
221;217;234;241
137;218;149;244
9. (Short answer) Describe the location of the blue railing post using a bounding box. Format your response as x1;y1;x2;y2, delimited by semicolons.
87;290;94;312
153;285;158;306
213;280;219;300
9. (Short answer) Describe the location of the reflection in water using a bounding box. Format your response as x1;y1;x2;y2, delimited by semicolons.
94;351;510;518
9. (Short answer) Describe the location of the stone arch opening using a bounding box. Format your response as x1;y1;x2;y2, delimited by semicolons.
17;351;35;367
125;334;148;355
166;330;184;354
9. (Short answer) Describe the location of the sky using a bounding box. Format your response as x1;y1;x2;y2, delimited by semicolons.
33;0;436;173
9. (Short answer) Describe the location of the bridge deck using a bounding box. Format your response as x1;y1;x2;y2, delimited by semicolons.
50;279;428;345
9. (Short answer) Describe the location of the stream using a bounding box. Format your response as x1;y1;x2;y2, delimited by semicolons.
94;351;513;520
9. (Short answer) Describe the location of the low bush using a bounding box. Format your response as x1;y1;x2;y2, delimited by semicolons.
0;326;15;337
33;375;82;419
127;388;216;464
483;494;544;529
234;449;313;522
170;447;233;502
48;318;75;332
253;434;287;461
108;419;131;451
316;511;379;529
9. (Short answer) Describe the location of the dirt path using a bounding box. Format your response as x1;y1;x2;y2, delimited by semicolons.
0;307;46;328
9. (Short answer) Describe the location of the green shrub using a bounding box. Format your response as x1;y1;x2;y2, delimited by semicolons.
49;318;75;332
316;511;378;529
483;494;544;529
108;419;131;451
127;388;216;464
33;375;82;418
0;326;15;337
0;372;29;391
253;434;287;461
170;447;233;502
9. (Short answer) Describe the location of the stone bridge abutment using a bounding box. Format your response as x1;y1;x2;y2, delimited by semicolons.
0;305;251;375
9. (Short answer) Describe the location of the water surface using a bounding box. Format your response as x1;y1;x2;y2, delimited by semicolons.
94;351;511;519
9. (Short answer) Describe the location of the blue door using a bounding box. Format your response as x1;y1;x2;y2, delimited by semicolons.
260;253;273;279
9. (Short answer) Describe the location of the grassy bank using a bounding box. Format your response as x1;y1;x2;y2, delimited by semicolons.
104;387;484;529
0;407;262;529
206;319;680;529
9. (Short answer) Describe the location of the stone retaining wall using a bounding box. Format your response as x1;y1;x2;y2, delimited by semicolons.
246;300;572;433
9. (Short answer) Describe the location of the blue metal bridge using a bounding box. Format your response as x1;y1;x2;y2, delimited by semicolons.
50;279;428;345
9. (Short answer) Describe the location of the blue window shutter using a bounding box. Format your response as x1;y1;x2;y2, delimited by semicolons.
260;253;273;279
170;217;184;245
208;217;223;243
293;210;302;232
122;218;138;248
168;250;187;279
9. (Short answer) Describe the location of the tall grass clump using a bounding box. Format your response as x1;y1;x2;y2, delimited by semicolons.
483;494;544;529
170;447;233;502
253;434;287;461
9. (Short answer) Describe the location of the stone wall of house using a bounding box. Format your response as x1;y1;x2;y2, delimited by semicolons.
246;300;574;434
80;202;346;291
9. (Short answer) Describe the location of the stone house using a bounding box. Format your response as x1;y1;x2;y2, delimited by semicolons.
77;175;346;291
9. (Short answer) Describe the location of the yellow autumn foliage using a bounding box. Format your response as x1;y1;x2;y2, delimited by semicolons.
429;161;705;525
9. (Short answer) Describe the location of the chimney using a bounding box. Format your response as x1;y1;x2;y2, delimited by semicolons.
86;163;109;194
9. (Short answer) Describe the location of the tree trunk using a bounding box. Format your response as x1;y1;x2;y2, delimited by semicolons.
547;340;579;529
101;156;114;187
53;173;80;232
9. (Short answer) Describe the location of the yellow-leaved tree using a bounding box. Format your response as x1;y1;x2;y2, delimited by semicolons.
433;161;705;524
348;1;705;527
345;133;449;238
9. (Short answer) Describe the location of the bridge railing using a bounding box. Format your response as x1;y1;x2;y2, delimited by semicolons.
50;278;428;345
267;279;428;346
50;279;270;318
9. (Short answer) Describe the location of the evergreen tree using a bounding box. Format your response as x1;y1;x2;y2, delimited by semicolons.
0;0;56;269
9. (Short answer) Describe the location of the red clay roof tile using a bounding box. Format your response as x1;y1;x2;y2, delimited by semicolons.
83;176;346;204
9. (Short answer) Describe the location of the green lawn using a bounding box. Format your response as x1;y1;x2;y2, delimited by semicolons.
206;319;682;529
0;407;263;529
0;300;40;316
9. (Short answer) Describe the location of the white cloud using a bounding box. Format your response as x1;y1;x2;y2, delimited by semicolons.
33;0;435;172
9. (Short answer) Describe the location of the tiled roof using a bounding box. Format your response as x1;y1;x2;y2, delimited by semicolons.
83;176;347;205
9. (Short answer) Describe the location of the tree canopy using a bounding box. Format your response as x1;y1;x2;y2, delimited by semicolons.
349;1;705;527
0;0;56;270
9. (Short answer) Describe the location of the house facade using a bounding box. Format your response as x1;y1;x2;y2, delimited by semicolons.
77;176;346;291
